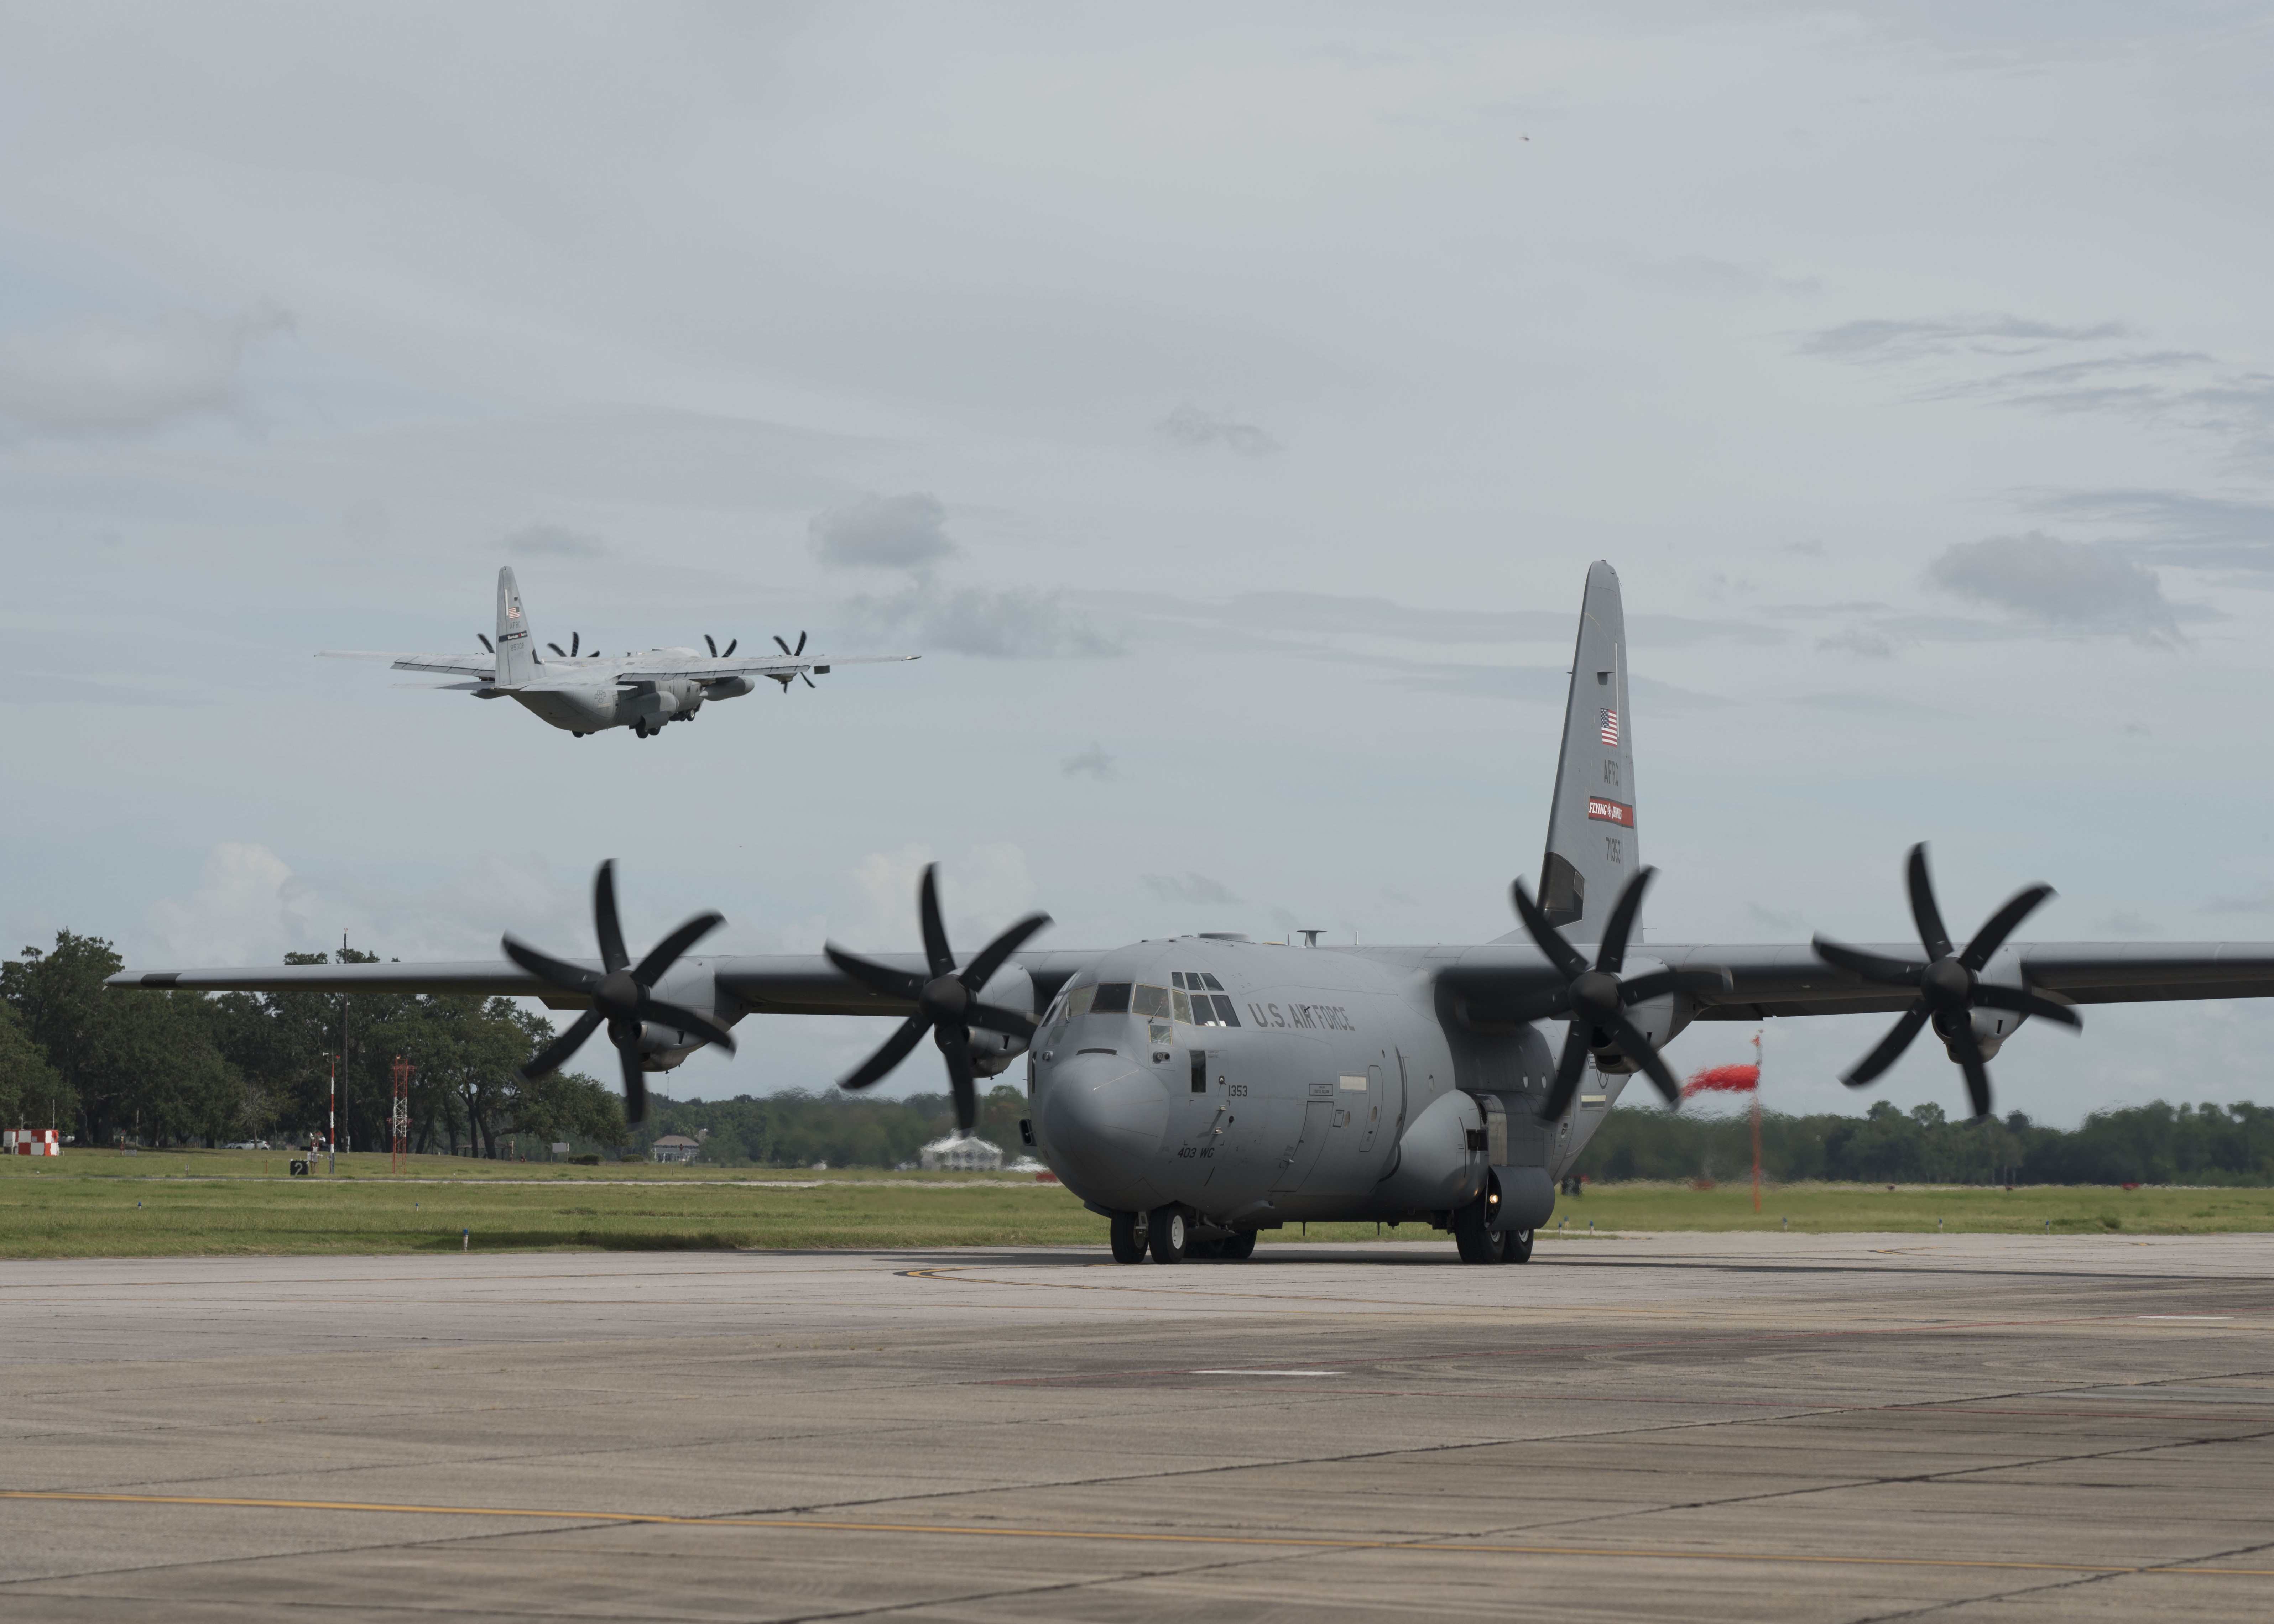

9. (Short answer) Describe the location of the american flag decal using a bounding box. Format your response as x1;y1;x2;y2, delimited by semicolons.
1600;709;1619;747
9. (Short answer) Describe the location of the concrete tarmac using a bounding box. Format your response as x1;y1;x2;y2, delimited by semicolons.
4;1233;2273;1621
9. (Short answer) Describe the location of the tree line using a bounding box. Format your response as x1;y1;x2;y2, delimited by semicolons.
2;932;622;1155
1575;1098;2274;1188
633;1085;1031;1169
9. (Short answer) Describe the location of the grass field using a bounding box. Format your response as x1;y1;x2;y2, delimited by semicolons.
4;1149;2273;1257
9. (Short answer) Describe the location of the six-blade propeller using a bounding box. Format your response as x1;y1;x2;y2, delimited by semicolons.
771;631;814;691
1811;843;2079;1121
824;865;1050;1133
1507;866;1731;1119
703;634;739;658
504;860;738;1125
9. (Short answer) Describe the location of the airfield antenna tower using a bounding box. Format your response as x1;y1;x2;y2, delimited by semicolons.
390;1056;411;1174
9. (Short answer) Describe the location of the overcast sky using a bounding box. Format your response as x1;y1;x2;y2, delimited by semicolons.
5;2;2273;1124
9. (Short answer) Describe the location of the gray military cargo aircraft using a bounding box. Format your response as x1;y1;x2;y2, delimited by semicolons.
321;566;916;737
122;562;2274;1264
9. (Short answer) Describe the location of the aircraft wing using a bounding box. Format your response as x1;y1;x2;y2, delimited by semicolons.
1648;941;2274;1021
110;960;543;997
318;651;499;679
612;653;918;682
1434;939;2274;1022
107;949;1094;1016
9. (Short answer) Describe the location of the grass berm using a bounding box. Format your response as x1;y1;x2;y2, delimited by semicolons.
5;1149;2273;1257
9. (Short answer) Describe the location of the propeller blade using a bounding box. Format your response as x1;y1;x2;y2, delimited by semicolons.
571;632;579;656
1508;879;1590;981
773;634;794;656
617;1042;647;1125
548;642;566;657
960;912;1054;992
1612;1016;1682;1106
635;996;737;1054
1842;1001;1930;1086
966;1001;1039;1038
1906;844;1954;961
520;1008;604;1080
1972;984;2083;1029
1595;866;1655;974
478;633;494;653
705;634;718;656
723;638;735;657
917;865;955;979
632;911;726;985
824;943;925;1002
1960;884;2056;971
1541;1022;1593;1119
840;1013;930;1091
1947;1020;1993;1120
799;672;814;689
593;860;629;973
1813;936;1926;986
502;936;598;994
1617;965;1733;1005
944;1039;978;1134
795;630;808;655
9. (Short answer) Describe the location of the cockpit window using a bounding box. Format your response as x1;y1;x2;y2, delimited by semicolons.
1132;984;1170;1018
1200;973;1225;991
1208;994;1240;1027
1091;983;1132;1015
1065;984;1096;1020
1170;988;1193;1023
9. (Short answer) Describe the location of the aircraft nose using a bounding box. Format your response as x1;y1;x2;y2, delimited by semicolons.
1037;1051;1167;1204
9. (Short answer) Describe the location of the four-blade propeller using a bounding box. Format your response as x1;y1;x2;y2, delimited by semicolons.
824;865;1050;1133
503;860;738;1125
1811;843;2079;1120
1507;866;1731;1118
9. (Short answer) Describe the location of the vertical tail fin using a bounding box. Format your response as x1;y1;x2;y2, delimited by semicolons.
494;566;537;687
1539;561;1638;943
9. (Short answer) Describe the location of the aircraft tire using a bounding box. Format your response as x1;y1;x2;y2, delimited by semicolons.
1217;1230;1257;1261
1148;1207;1188;1264
1452;1196;1504;1264
1109;1212;1147;1264
1501;1227;1535;1263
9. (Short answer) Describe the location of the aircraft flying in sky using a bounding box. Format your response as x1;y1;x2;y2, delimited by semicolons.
128;563;2274;1264
321;566;916;738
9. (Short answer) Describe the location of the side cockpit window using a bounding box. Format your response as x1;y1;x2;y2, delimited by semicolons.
1169;971;1240;1027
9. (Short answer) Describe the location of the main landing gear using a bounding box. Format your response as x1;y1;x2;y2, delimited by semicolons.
1109;1208;1256;1264
1452;1192;1534;1264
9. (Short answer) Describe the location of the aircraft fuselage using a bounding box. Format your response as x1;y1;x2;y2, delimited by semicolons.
1026;936;1655;1233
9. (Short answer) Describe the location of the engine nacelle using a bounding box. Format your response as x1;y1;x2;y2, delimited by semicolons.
962;962;1034;1078
1586;957;1693;1074
1939;1005;2017;1063
705;676;756;701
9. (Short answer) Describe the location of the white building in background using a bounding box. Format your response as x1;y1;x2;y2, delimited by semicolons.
919;1134;1002;1172
651;1134;700;1164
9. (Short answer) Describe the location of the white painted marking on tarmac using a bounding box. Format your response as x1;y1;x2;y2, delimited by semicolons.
2135;1315;2233;1320
1192;1369;1340;1376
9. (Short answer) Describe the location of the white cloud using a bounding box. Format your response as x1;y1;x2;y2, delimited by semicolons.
1153;404;1279;456
809;493;957;571
1926;532;2182;646
147;843;313;966
840;843;1039;955
0;304;291;435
